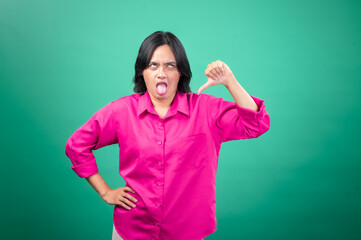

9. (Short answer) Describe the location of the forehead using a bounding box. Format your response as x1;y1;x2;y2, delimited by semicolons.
150;45;176;61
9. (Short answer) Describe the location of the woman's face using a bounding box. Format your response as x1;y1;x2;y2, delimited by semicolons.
142;44;181;104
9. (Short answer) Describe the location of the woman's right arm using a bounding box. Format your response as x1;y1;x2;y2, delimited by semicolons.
65;102;118;178
65;101;137;210
85;173;138;210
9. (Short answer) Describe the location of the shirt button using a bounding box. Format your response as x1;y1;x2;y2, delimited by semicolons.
156;203;160;207
158;162;162;166
155;223;160;227
158;122;163;127
157;140;162;145
157;182;162;186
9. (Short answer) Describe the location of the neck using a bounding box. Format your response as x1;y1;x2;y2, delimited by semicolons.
149;91;176;110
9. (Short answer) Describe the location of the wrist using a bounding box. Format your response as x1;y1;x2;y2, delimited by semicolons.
99;187;112;199
224;75;237;89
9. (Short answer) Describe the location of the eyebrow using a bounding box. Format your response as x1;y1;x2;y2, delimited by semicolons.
149;61;176;65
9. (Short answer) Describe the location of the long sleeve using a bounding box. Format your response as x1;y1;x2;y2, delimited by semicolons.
65;101;118;178
207;94;270;142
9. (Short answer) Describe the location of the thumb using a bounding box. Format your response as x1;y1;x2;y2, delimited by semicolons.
197;81;213;95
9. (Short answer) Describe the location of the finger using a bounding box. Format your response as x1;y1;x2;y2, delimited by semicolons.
124;193;138;203
207;71;219;81
118;200;132;210
205;68;219;80
121;197;137;208
216;60;223;66
216;61;225;72
125;186;135;193
197;81;213;95
206;64;221;76
212;64;223;75
220;62;225;71
210;69;221;79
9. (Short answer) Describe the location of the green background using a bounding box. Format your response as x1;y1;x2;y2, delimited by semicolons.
1;0;360;239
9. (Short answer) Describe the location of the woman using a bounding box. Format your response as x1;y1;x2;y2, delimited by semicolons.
65;31;270;240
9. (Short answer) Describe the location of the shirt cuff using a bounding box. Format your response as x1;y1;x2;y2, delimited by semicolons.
235;95;266;120
70;159;99;178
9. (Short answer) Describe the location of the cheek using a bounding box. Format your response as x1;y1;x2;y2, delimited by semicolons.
171;79;180;88
143;72;154;85
170;72;181;83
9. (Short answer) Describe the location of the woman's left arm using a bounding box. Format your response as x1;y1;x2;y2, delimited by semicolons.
198;60;270;142
198;60;258;111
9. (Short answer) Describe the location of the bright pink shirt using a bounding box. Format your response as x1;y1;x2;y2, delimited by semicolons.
65;89;270;240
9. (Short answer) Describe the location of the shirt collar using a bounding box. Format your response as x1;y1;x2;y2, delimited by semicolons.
137;90;190;118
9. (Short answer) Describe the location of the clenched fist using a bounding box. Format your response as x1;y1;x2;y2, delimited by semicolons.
197;60;235;94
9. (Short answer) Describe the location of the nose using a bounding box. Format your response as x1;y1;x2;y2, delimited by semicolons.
157;66;166;78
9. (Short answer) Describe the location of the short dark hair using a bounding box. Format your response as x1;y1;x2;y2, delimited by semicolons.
132;31;192;94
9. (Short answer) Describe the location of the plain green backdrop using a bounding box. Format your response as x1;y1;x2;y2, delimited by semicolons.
1;0;360;239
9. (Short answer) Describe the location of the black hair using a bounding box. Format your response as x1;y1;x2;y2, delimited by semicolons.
132;31;192;93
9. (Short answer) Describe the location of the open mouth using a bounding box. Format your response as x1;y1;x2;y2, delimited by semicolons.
156;82;168;95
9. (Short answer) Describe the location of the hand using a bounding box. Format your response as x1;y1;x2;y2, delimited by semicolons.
101;186;138;210
197;60;235;94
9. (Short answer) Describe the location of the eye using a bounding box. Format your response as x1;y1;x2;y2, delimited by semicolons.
149;63;157;68
167;64;176;68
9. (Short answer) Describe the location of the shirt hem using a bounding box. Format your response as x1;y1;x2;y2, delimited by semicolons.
201;225;217;239
113;206;217;240
113;208;127;240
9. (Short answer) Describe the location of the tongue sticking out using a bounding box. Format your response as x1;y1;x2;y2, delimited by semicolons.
156;83;167;95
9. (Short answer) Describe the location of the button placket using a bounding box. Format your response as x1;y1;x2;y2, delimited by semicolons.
154;119;165;225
